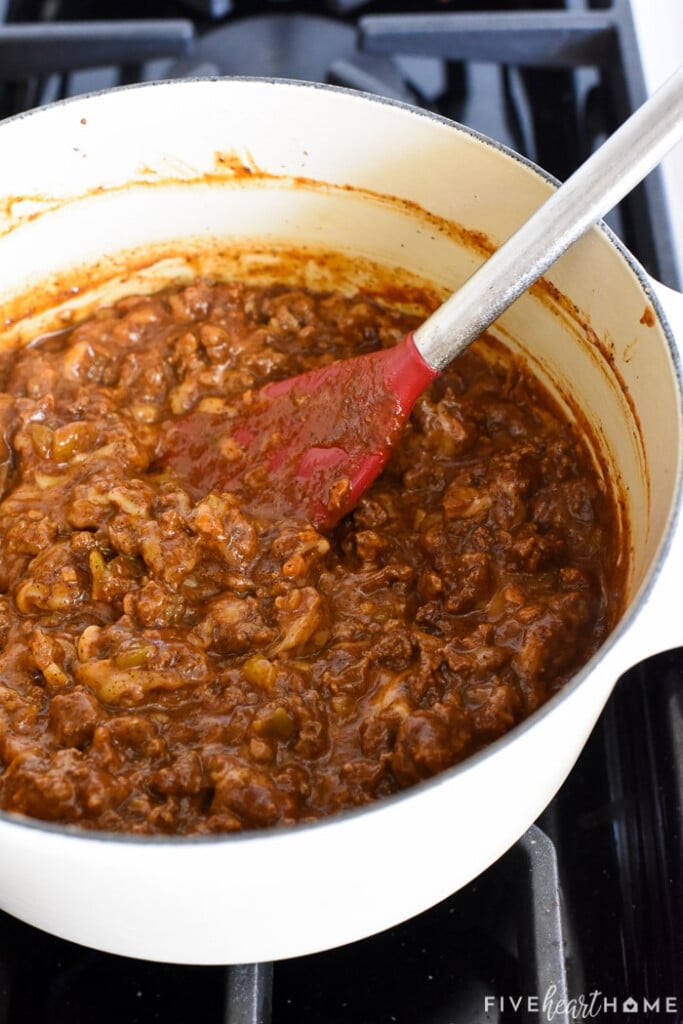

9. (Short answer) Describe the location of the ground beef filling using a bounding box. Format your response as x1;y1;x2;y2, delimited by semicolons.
0;280;621;834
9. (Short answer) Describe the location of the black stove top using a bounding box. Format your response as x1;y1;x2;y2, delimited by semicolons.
0;3;681;1022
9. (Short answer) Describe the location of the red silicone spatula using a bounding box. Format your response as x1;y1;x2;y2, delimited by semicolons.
158;67;683;531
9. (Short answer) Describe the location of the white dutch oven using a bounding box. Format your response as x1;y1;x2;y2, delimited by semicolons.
0;79;681;965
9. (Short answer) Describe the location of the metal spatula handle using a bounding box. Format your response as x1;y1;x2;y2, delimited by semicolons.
413;64;683;372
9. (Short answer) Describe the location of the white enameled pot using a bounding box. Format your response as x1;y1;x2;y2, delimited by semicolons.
0;79;682;965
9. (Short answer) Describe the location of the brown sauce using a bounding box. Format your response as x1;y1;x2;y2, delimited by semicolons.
0;279;622;833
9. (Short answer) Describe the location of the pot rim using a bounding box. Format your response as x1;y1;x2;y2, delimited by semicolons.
0;74;681;848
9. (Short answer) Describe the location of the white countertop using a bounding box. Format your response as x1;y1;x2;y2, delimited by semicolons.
630;0;683;284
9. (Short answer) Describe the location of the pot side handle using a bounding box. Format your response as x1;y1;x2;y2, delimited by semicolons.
629;276;683;661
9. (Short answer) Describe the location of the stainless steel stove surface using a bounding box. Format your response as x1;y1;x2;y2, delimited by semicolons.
0;3;681;1022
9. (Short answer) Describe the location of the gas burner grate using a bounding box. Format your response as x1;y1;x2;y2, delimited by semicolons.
165;12;420;103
